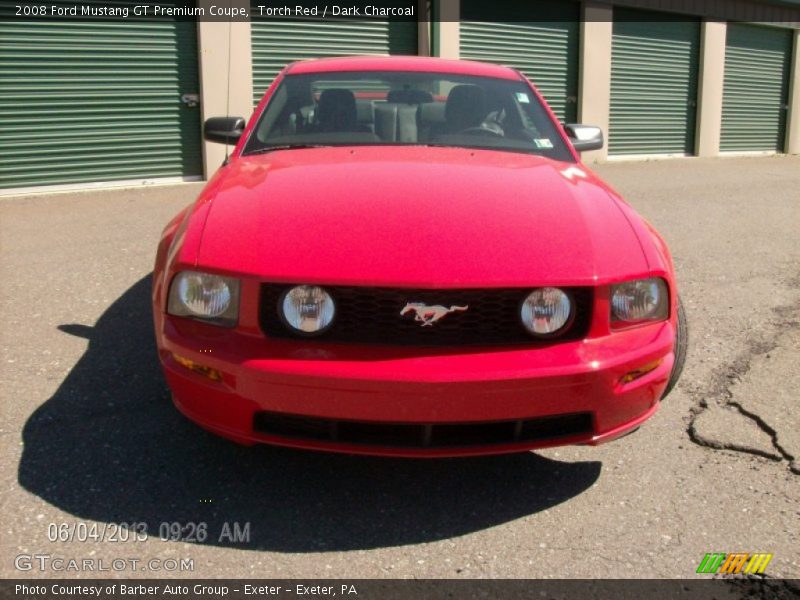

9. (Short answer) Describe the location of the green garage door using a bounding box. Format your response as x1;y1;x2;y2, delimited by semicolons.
721;24;793;152
251;16;418;104
610;10;701;155
0;6;202;189
459;0;580;123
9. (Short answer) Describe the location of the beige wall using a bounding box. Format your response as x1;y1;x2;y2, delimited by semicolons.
437;0;460;59
197;9;253;179
578;2;613;162
418;17;431;56
417;0;431;56
786;30;800;154
695;21;727;157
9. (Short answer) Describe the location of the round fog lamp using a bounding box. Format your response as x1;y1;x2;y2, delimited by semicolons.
521;287;572;336
281;285;335;334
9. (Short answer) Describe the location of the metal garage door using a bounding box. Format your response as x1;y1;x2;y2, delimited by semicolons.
721;24;793;152
609;9;701;155
251;16;418;104
459;0;580;123
0;5;202;190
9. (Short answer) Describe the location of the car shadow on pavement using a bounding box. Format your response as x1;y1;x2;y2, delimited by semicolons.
18;275;601;552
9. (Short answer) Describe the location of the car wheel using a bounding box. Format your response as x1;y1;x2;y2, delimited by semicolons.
662;296;688;399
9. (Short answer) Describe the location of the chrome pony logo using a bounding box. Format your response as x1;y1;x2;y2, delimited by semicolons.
400;303;468;326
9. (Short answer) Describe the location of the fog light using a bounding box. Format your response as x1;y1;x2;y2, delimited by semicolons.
172;353;222;382
281;285;336;335
620;359;662;384
520;287;572;336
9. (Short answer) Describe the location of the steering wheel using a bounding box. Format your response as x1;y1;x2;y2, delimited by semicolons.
457;125;504;137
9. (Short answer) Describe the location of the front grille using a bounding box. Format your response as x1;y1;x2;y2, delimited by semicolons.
260;285;592;346
253;411;594;448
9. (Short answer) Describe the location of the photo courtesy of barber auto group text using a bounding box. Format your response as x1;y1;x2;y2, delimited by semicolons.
1;0;799;598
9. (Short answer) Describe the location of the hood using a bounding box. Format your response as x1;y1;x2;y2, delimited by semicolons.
196;146;648;287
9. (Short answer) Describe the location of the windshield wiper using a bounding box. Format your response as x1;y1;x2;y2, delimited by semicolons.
245;144;329;156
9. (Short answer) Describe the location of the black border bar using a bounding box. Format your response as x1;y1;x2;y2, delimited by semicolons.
3;579;800;600
2;0;800;23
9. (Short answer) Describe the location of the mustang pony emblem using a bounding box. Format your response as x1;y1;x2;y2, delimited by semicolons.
400;303;468;326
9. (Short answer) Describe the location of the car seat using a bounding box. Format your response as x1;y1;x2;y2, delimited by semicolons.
315;89;363;132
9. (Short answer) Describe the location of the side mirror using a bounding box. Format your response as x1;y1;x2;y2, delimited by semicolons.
564;124;604;152
204;117;245;144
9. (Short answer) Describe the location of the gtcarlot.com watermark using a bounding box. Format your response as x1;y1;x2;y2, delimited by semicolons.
14;554;194;573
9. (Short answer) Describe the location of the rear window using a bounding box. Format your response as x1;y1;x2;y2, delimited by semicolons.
243;70;575;162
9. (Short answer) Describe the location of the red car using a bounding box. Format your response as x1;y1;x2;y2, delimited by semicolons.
152;56;687;457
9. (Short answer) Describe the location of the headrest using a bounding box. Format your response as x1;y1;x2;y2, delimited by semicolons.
317;88;358;131
445;85;488;130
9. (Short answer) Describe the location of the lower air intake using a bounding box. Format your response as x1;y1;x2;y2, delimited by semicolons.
252;411;594;448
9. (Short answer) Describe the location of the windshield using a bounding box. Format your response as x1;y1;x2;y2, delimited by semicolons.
243;71;575;162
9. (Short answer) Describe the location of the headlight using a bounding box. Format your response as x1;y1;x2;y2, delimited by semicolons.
520;287;572;336
611;277;668;326
167;271;240;326
281;285;335;335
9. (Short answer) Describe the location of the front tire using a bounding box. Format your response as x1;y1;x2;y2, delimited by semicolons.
662;297;688;398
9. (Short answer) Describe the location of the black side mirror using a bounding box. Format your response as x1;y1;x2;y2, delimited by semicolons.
204;117;245;144
564;124;604;152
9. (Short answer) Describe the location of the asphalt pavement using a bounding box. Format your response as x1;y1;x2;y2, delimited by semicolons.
1;155;798;579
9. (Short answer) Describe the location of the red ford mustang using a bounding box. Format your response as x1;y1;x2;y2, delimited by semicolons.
152;56;687;457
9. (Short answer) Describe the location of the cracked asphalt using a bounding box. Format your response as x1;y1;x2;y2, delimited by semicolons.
1;155;798;579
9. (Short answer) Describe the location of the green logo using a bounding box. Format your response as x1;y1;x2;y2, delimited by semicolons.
697;552;772;574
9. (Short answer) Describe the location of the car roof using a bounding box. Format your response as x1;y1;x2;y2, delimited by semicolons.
285;55;523;81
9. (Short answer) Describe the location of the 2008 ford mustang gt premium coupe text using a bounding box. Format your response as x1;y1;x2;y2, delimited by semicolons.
152;56;687;457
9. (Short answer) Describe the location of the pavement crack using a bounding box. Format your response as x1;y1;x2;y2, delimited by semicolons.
686;293;800;475
688;413;782;463
728;401;796;466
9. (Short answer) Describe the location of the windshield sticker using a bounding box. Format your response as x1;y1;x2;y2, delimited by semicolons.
515;92;530;104
534;138;554;149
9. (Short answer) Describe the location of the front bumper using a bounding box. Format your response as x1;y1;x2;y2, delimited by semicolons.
158;318;674;457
